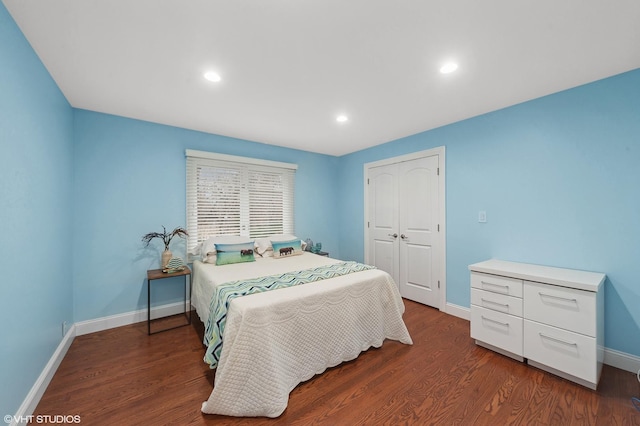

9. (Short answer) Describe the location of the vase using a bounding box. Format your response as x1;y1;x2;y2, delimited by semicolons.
161;249;172;269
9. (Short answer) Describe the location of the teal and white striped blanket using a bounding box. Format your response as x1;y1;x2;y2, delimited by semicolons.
203;261;375;368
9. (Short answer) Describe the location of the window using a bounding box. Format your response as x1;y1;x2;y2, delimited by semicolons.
186;150;296;253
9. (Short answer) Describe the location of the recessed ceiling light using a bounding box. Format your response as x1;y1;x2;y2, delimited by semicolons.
439;62;458;74
204;71;221;82
336;115;348;123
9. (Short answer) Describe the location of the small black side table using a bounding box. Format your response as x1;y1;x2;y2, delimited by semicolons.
147;266;192;335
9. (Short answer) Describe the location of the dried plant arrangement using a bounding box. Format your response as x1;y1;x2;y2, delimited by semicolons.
142;226;188;250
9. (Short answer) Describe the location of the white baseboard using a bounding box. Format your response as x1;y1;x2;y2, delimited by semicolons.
444;302;470;321
75;301;191;336
11;325;76;426
604;347;640;374
13;301;191;423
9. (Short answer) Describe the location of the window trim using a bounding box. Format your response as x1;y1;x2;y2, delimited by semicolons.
185;149;298;171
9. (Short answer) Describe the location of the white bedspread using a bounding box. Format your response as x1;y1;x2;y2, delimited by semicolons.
193;253;412;417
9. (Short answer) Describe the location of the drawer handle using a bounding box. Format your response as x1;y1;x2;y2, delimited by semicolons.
481;315;509;327
481;281;509;292
481;298;509;308
538;292;577;304
539;333;577;347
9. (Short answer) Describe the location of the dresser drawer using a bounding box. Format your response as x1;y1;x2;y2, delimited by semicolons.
524;320;597;385
471;288;523;317
471;272;523;298
471;305;523;357
524;281;596;336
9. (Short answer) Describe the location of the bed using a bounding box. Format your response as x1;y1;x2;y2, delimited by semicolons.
192;247;413;418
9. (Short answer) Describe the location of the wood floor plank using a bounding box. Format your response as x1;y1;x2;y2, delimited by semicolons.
34;300;640;425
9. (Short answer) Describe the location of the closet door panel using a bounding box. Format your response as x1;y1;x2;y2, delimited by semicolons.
367;165;400;285
398;156;440;307
400;243;434;301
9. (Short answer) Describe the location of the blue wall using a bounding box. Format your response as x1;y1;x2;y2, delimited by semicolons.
338;69;640;358
0;3;74;417
72;110;340;321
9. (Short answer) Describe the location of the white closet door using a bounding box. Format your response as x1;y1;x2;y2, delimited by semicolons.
398;156;440;307
367;164;400;286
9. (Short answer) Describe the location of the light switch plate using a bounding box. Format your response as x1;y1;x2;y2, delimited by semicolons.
478;211;487;223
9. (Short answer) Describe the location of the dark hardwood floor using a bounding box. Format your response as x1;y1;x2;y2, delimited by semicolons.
35;300;640;425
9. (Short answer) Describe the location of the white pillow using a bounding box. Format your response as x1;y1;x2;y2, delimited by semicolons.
269;234;299;241
189;242;203;256
254;237;276;256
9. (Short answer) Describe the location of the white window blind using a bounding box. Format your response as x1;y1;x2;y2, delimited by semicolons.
186;150;296;253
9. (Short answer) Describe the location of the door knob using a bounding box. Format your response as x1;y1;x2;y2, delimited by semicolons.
400;234;408;240
388;233;398;238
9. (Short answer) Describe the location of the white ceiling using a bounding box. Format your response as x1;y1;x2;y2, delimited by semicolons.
4;1;640;156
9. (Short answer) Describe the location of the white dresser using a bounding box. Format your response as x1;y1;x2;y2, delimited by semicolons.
469;259;605;389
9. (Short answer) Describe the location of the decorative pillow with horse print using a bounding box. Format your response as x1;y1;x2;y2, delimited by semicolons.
271;238;303;259
214;241;256;266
